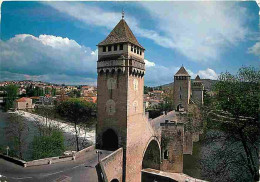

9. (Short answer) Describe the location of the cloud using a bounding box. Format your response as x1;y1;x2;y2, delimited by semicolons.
248;41;260;58
44;2;251;63
140;2;250;62
197;68;219;80
144;59;155;67
44;2;123;30
145;65;178;86
0;34;97;85
0;34;219;86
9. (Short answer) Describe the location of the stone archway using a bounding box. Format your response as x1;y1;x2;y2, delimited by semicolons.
102;129;118;151
142;138;161;170
110;179;119;182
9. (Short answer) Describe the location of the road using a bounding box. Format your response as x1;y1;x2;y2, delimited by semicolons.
0;149;112;182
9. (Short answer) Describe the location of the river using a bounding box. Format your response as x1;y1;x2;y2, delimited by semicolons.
0;109;95;161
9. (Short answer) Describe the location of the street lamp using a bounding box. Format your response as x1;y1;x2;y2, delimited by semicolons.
6;146;9;156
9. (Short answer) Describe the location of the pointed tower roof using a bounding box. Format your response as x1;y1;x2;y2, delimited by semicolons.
175;66;190;76
195;75;201;81
98;19;144;49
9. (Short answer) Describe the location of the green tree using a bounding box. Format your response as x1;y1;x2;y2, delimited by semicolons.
34;106;56;135
4;84;18;111
56;98;96;151
68;90;81;98
51;88;56;96
5;114;29;159
45;87;50;95
202;66;260;181
32;129;65;159
144;86;153;94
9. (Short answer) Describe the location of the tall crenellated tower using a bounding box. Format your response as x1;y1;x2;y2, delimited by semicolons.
191;75;204;105
173;66;191;111
96;16;146;180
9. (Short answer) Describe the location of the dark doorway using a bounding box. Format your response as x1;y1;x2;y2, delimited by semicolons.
111;179;119;182
102;129;118;151
142;140;160;170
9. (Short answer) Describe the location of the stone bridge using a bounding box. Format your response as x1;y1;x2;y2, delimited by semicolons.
95;110;204;182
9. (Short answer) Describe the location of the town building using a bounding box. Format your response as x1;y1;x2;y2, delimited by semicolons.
14;97;34;110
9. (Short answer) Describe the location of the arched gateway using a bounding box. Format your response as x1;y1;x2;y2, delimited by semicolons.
142;138;161;170
102;129;118;151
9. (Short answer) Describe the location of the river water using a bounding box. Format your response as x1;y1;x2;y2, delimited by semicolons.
0;109;94;161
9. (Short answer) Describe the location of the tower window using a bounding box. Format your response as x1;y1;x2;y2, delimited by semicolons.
131;44;133;52
180;86;181;91
134;46;137;53
120;44;123;50
164;150;169;160
180;95;182;99
140;50;142;55
137;48;140;54
108;45;111;52
114;44;117;51
102;46;106;52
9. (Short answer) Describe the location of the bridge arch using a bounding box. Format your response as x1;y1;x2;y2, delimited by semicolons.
101;128;118;151
142;137;161;170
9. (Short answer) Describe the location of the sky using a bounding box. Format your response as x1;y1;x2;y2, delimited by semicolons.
0;1;259;86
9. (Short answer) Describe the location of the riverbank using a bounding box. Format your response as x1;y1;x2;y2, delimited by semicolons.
0;109;96;161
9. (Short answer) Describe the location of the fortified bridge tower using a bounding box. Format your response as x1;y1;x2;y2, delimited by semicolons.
95;14;203;182
96;16;161;182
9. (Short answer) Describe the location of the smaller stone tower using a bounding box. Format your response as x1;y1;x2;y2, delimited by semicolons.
160;120;184;173
191;75;204;105
173;66;191;111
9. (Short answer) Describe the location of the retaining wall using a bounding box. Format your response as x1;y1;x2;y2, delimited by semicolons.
0;145;95;168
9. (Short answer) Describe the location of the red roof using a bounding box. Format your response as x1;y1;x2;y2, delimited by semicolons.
30;96;40;99
16;97;29;102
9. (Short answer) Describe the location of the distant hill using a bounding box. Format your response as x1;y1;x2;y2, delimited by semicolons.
158;79;218;91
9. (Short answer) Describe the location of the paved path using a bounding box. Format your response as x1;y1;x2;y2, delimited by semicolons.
150;111;177;133
0;150;112;182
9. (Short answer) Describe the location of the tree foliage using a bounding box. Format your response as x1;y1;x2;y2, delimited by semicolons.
68;89;81;98
56;98;96;151
4;84;18;111
144;86;153;94
202;66;260;181
5;114;29;159
32;129;65;160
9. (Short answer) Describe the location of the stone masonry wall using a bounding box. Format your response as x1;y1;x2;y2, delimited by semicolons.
160;122;184;173
98;148;124;182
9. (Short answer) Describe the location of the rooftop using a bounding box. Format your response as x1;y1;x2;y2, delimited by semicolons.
16;97;30;102
175;66;190;76
98;19;144;49
195;75;201;81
